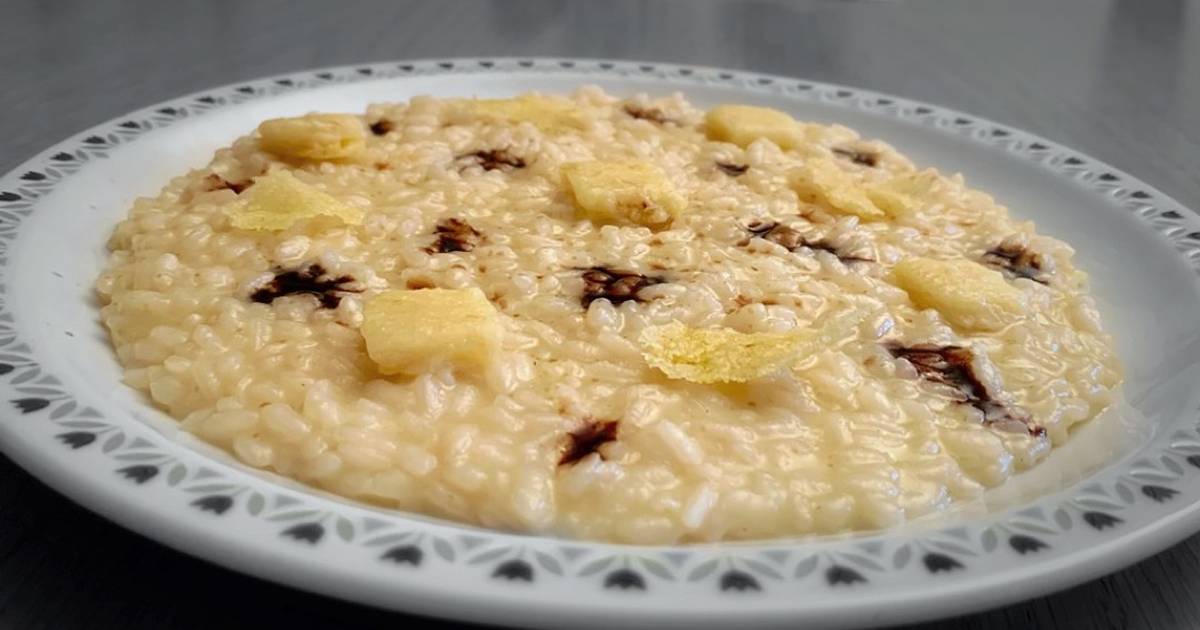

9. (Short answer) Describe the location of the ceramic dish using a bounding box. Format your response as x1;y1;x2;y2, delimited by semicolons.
1;58;1198;629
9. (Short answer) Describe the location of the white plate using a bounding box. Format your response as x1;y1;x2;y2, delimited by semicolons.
2;58;1199;629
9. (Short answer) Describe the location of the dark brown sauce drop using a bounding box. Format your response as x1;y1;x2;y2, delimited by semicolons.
716;161;749;176
369;119;394;136
982;241;1049;284
623;103;677;125
405;277;436;290
559;419;620;466
250;264;359;309
885;343;1045;437
831;146;880;167
203;173;251;194
426;218;482;254
802;240;874;263
580;266;666;307
458;149;526;172
744;221;873;263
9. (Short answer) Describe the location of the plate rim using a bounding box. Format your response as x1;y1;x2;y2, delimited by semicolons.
2;56;1199;629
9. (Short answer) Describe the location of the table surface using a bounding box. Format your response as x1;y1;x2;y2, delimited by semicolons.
2;0;1198;628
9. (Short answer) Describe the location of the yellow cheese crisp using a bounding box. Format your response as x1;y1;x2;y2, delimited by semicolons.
362;288;501;375
225;170;364;231
640;316;860;384
562;160;687;229
865;170;941;217
464;95;588;133
790;157;886;220
893;258;1026;331
257;113;365;161
705;104;804;150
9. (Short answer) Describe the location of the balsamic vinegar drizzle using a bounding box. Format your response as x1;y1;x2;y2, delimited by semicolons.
744;221;873;263
886;343;1045;437
560;419;620;466
580;267;666;307
250;264;359;309
427;218;483;254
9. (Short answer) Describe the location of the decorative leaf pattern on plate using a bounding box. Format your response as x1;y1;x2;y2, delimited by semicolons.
11;397;50;413
1160;454;1184;476
1075;494;1123;512
980;528;999;553
1054;508;1073;530
117;464;157;484
246;492;266;516
282;522;324;544
1083;512;1122;530
336;517;355;542
469;547;512;566
922;553;964;573
1115;482;1136;504
56;431;94;449
167;463;187;486
1009;519;1059;536
719;570;761;592
929;540;977;557
638;557;675;581
740;559;783;581
825;565;866;586
49;400;76;419
433;537;455;562
10;368;41;385
534;551;563;576
59;420;106;430
192;495;234;515
382;545;423;566
186;483;236;493
1009;535;1048;554
492;559;534;581
792;556;820;579
578;556;616;578
837;553;883;572
1142;485;1178;502
604;569;646;590
268;509;321;522
687;558;721;582
113;452;163;462
365;532;412;548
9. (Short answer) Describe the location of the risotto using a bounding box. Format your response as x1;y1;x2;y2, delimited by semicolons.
96;88;1121;544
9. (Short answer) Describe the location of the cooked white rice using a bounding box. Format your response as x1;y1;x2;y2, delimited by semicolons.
96;87;1121;544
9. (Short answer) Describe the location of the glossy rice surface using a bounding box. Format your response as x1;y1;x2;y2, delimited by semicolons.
97;88;1121;543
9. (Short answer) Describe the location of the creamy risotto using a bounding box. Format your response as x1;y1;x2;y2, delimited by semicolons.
96;88;1121;544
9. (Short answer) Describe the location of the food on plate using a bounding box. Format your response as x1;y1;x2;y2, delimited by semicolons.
224;169;364;230
362;288;501;376
891;258;1025;332
257;113;366;161
705;104;806;150
96;88;1121;543
563;159;688;228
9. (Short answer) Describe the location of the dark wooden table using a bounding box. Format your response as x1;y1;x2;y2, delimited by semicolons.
2;1;1198;628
